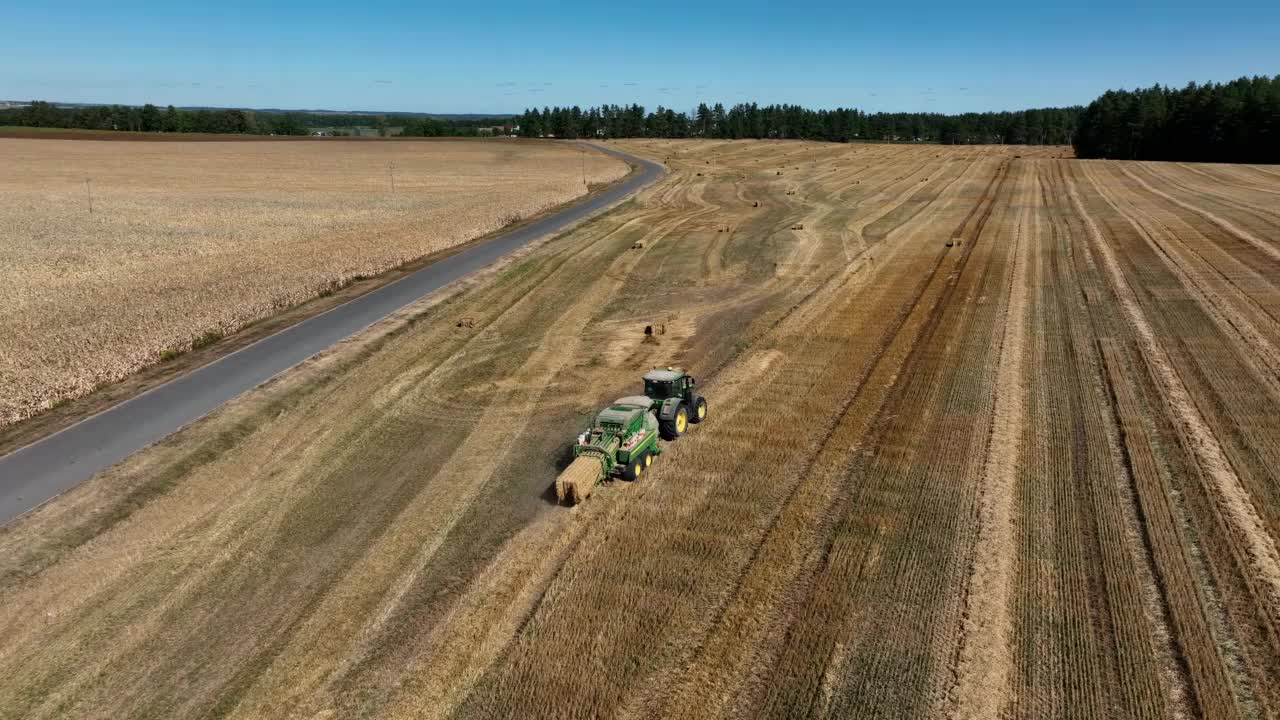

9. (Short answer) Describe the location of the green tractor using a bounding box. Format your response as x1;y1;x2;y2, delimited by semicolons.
555;367;709;505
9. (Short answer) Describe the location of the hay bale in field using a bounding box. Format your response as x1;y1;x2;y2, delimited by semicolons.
631;240;645;249
555;457;602;505
457;317;475;328
753;201;760;207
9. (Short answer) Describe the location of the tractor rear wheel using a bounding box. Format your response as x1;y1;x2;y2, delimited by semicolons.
660;404;689;440
689;396;709;424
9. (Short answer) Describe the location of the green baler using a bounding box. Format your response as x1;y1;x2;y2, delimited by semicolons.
555;367;708;505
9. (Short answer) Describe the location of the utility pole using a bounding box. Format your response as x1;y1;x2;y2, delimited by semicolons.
388;161;396;193
85;178;93;214
580;146;586;187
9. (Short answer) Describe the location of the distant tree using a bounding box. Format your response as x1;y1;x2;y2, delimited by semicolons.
268;113;309;135
694;103;712;136
139;103;160;132
1074;75;1279;162
162;105;180;132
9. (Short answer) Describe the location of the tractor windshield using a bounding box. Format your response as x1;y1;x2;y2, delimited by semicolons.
644;379;676;399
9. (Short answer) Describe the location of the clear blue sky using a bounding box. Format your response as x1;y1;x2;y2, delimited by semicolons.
2;0;1277;115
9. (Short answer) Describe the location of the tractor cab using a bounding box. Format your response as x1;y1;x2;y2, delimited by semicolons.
642;367;707;439
642;367;696;402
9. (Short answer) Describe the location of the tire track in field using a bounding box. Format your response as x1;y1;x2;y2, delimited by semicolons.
1080;160;1280;553
637;156;988;718
643;165;988;720
377;511;596;720
1072;162;1280;716
1083;163;1280;402
946;161;1033;720
1233;164;1280;183
1040;162;1196;719
1066;167;1280;629
1115;165;1280;266
1175;163;1280;198
744;159;1012;719
1138;163;1280;223
619;159;979;719
1011;162;1156;717
1096;341;1235;720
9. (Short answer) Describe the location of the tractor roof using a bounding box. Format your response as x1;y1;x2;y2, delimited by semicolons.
614;395;654;408
597;405;645;427
643;368;686;382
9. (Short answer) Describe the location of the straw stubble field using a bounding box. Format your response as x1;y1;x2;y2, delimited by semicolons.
2;138;1280;719
0;138;627;426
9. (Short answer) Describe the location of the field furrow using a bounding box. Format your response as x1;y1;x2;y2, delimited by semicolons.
4;140;1279;720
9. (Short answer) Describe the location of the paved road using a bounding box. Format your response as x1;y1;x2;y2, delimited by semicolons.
0;144;663;525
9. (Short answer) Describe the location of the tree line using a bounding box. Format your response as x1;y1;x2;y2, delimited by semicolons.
518;103;1081;145
9;74;1277;162
1073;75;1280;163
0;101;509;137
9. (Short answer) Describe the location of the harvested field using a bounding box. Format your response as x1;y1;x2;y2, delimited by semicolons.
3;139;1280;720
0;138;628;425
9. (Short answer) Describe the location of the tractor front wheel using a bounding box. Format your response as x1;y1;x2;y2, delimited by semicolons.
660;404;689;440
689;396;709;424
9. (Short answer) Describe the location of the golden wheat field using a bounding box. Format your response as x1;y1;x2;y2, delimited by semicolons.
3;139;1280;719
0;138;628;426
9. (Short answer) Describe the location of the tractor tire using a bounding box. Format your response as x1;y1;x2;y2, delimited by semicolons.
622;454;645;481
689;396;709;424
660;404;689;440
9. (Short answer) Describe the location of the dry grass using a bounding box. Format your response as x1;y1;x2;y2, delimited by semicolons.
0;138;627;425
2;139;1280;720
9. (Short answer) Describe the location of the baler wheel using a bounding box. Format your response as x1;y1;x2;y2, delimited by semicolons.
623;456;643;481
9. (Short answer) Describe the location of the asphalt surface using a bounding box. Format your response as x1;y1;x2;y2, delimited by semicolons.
0;143;663;525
